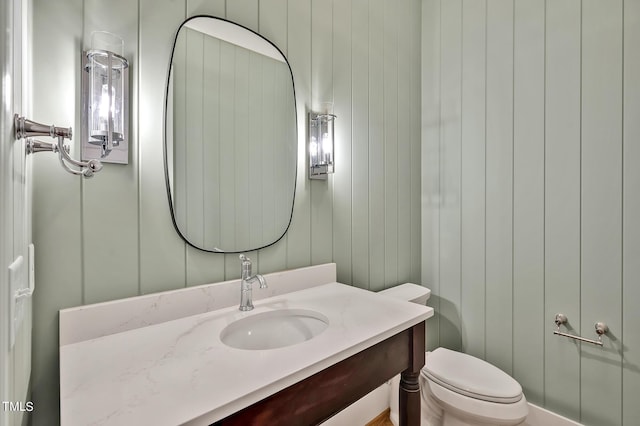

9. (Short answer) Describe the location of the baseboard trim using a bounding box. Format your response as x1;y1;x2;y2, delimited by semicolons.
525;403;583;426
321;382;584;426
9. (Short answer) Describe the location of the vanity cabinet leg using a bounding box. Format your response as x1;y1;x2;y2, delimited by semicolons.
399;371;421;426
399;321;425;426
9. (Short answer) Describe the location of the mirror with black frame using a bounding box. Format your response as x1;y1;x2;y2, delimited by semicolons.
164;16;297;253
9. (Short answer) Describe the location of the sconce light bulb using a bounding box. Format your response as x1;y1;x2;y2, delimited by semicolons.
309;138;318;165
99;84;115;123
322;133;332;158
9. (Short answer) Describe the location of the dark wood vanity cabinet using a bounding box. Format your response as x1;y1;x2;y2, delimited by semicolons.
215;321;425;426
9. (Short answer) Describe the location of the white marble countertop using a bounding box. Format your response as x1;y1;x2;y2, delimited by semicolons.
60;282;433;425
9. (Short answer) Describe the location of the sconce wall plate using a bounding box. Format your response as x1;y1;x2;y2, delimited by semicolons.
81;49;129;164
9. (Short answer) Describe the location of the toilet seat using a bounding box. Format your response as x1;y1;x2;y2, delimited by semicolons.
424;348;523;403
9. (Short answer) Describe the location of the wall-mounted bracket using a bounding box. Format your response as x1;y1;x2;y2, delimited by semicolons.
14;115;103;178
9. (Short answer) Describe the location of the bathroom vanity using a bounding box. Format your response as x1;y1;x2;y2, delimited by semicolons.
217;320;425;426
59;265;432;425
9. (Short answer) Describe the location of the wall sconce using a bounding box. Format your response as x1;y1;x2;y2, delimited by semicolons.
308;110;336;180
82;32;129;164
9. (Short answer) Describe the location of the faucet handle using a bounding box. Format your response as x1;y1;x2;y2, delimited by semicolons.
239;254;252;278
239;254;252;269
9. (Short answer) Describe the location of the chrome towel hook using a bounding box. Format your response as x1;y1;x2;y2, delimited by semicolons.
14;115;103;178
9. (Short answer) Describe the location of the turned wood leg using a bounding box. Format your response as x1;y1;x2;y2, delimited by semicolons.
399;321;425;426
399;370;421;426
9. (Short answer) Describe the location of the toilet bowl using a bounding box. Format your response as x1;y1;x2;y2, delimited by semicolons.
421;347;528;426
379;284;528;426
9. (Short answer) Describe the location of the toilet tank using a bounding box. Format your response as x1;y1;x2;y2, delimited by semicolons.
378;283;431;305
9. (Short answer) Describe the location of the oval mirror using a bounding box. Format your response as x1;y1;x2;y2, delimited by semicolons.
164;16;297;253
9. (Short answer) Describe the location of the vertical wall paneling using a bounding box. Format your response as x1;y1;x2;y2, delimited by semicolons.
82;0;141;304
350;0;370;290
256;0;289;274
484;0;514;375
623;1;640;424
259;0;287;50
139;0;187;295
512;0;545;404
397;1;411;286
581;1;623;425
438;0;462;351
410;0;422;285
310;0;333;266
332;0;353;285
367;0;384;292
424;0;637;423
30;0;424;421
31;0;84;423
285;0;312;270
227;0;258;32
421;0;441;349
543;1;582;419
187;0;225;17
31;0;640;423
460;0;486;360
382;0;399;289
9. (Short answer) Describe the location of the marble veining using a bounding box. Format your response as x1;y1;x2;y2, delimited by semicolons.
60;282;432;425
59;263;337;345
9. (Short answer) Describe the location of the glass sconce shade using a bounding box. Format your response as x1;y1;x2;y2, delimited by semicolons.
309;112;336;180
84;49;128;155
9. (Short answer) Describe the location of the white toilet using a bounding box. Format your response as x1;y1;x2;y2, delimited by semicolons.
379;284;528;426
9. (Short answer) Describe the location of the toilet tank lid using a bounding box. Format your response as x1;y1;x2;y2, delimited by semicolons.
378;283;431;303
425;348;523;403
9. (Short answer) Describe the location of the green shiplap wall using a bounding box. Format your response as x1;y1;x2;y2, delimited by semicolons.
422;0;640;425
30;0;421;424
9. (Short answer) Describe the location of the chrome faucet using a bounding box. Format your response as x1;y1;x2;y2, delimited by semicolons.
238;254;267;311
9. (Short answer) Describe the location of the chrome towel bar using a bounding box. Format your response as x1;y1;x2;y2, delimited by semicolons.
553;313;608;347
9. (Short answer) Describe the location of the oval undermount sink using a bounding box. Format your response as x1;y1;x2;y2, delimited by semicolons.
220;309;329;350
